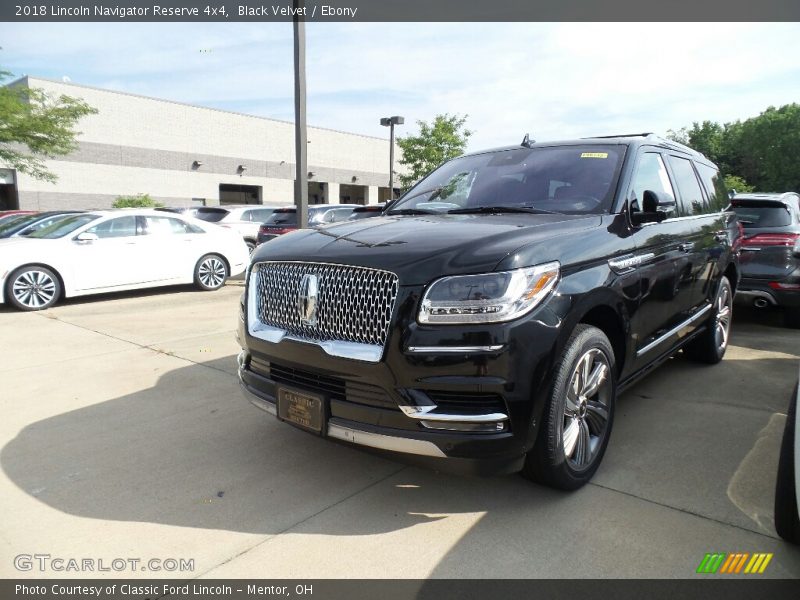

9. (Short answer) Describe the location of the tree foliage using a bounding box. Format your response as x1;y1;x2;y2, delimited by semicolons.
668;104;800;193
0;70;97;182
396;114;473;189
723;174;754;194
112;193;163;208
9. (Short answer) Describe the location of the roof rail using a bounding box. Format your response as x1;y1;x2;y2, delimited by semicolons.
583;132;706;159
658;138;705;158
582;133;655;139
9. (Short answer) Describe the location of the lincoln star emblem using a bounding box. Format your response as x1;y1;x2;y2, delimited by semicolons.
297;274;319;326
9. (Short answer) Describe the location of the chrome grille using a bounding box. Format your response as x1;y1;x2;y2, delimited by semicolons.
254;261;399;347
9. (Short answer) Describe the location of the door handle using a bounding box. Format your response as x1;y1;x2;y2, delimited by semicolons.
678;242;694;253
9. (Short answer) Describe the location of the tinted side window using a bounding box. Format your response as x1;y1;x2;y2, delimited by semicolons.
630;152;676;211
695;163;728;212
668;156;707;215
87;216;138;239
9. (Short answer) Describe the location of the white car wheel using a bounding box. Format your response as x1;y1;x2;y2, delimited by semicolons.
195;254;228;291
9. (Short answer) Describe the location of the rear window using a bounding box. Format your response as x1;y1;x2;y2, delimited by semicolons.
191;208;230;223
732;201;792;228
265;210;297;226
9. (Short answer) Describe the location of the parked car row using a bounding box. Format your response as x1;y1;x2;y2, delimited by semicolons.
0;209;249;311
0;201;389;311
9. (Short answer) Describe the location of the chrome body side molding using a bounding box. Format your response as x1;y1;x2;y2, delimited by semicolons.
636;303;713;357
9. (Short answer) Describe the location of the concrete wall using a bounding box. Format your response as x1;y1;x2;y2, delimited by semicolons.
8;77;401;209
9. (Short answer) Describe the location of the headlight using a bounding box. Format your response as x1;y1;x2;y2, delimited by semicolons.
418;261;560;324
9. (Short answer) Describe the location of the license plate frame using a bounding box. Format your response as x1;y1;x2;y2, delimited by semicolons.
277;386;325;434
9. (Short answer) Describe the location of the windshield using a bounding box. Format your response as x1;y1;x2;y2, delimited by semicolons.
732;202;793;228
26;214;101;239
0;214;40;235
390;145;625;215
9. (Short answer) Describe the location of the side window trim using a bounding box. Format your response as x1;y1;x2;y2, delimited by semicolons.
664;154;710;217
628;148;681;221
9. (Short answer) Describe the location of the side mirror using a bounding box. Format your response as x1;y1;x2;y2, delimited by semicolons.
631;190;676;225
75;232;98;243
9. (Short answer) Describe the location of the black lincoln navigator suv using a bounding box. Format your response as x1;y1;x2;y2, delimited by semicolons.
237;134;740;490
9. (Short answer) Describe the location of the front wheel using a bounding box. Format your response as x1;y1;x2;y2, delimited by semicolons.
684;276;732;364
6;265;62;311
522;324;616;490
194;254;228;291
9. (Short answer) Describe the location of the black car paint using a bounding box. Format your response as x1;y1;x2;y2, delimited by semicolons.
239;136;740;473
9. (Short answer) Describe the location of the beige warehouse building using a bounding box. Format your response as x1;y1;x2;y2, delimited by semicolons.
0;77;399;211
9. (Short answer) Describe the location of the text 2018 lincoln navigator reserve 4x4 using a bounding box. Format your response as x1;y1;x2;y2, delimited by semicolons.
237;134;740;490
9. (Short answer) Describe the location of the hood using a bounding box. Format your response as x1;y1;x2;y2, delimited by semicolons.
251;213;602;284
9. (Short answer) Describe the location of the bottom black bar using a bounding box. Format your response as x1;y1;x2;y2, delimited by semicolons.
2;579;799;600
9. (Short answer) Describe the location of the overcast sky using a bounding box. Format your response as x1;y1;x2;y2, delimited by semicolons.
3;22;800;151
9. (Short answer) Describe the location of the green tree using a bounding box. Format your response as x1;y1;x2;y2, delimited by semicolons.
669;103;800;193
0;69;97;183
112;193;163;208
723;174;754;194
396;114;473;189
736;104;800;192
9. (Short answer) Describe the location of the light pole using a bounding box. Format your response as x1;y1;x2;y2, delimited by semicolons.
380;116;404;200
293;0;308;228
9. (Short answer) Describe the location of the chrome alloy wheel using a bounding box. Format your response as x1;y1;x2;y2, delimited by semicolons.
714;284;733;352
198;257;226;289
12;269;57;309
562;348;612;469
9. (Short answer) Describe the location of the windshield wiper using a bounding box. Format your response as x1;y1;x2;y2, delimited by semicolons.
386;208;443;215
448;205;559;215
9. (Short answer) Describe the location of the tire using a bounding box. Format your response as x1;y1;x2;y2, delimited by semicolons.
775;385;800;543
5;265;61;311
245;240;256;254
522;324;616;491
784;308;800;329
194;254;228;291
684;276;733;365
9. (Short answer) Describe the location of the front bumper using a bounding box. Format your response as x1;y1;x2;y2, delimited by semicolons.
237;293;563;474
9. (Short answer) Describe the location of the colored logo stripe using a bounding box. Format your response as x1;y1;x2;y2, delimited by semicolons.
744;553;773;574
697;553;726;574
696;553;773;574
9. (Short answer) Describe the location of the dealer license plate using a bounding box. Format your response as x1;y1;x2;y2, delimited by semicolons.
277;387;324;433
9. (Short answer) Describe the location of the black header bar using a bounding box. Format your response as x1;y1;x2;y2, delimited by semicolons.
2;0;800;22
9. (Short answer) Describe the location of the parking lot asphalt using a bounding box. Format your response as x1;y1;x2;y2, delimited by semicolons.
1;284;799;579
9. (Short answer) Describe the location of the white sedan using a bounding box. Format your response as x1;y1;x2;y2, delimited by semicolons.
0;209;250;311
